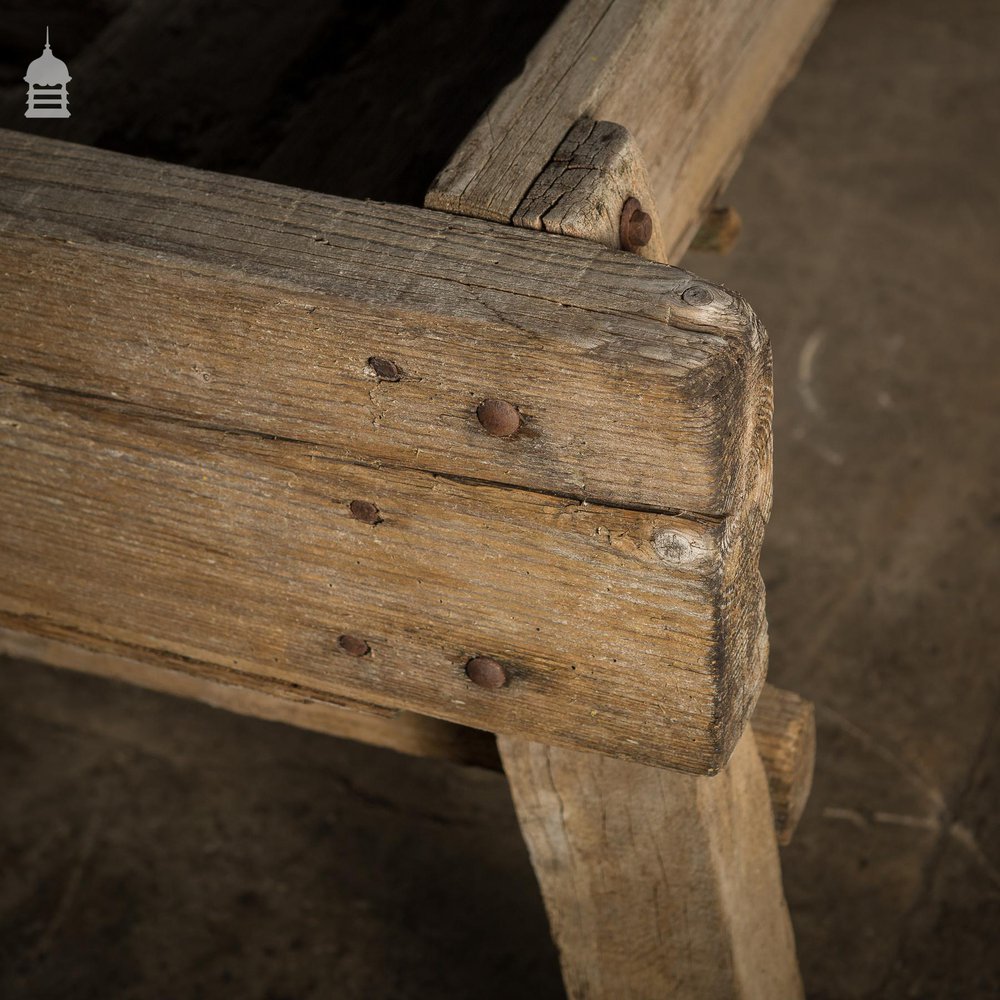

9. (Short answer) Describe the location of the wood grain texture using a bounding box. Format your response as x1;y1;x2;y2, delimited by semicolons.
0;129;765;519
0;131;772;773
752;684;816;845
425;0;832;259
513;117;667;262
0;619;812;832
499;729;804;999
0;380;738;772
0;630;502;770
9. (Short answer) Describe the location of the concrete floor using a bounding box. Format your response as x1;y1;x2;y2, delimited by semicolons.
2;0;998;996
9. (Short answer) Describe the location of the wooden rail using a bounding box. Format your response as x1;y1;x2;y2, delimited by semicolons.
0;129;771;775
427;0;832;259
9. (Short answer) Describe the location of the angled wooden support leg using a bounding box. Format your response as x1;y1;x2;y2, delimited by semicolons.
499;730;803;1000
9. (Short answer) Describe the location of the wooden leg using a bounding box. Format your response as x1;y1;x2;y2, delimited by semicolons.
499;729;803;1000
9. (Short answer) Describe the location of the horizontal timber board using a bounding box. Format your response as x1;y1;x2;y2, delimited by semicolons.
0;129;767;519
4;381;736;772
426;0;833;259
0;131;773;771
0;628;806;840
0;630;503;771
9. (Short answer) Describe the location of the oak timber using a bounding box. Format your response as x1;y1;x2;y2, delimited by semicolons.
0;129;764;519
499;729;804;999
426;0;833;259
0;630;502;770
751;683;816;845
0;626;811;839
0;130;772;773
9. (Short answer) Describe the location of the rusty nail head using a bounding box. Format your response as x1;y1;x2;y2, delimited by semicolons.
338;634;370;657
620;197;653;253
465;656;507;689
476;399;520;437
368;357;402;381
349;499;382;525
681;284;713;306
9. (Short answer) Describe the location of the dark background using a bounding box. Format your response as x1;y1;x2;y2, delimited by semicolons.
1;0;999;997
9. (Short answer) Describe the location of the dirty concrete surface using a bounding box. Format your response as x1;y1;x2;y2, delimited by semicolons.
1;0;998;996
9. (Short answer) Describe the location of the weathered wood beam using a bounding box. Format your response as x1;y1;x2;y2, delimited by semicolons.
500;729;804;998
426;0;832;260
0;627;811;841
0;130;771;774
0;629;502;770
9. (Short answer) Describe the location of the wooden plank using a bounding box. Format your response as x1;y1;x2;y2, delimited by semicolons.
0;380;746;773
0;129;766;520
752;684;816;845
0;630;502;770
499;729;803;998
0;131;772;773
0;622;813;839
426;0;832;259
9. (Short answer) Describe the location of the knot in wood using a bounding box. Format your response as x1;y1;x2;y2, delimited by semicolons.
681;284;714;306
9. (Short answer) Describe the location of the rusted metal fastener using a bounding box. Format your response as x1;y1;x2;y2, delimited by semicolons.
681;284;713;306
465;656;508;689
619;197;653;253
476;399;520;438
338;634;370;657
368;356;402;381
349;499;382;525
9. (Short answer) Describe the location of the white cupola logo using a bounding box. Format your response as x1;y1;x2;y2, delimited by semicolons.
24;27;71;119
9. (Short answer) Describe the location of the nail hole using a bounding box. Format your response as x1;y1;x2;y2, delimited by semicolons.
338;634;370;657
368;357;402;381
349;499;382;525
